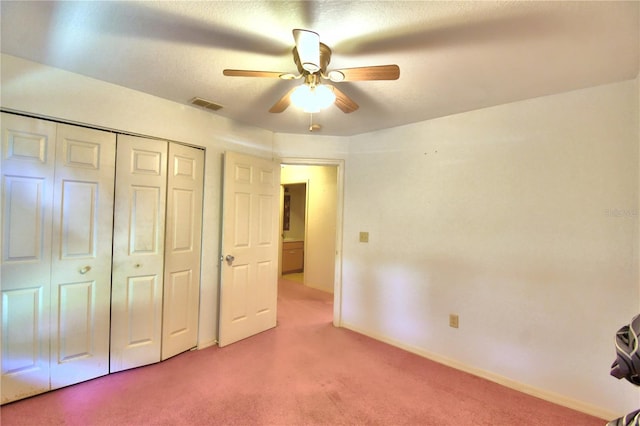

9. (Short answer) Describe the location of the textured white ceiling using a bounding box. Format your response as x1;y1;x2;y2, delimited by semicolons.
1;1;638;136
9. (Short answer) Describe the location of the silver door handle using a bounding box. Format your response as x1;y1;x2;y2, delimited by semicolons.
79;265;91;274
225;255;235;265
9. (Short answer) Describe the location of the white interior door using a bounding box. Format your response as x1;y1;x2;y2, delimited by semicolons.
161;143;204;360
110;134;167;373
49;124;115;388
219;151;280;347
1;114;56;403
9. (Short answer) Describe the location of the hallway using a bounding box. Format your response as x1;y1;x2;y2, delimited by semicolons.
282;272;304;284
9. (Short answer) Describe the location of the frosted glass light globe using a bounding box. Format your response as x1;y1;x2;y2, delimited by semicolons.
291;84;336;113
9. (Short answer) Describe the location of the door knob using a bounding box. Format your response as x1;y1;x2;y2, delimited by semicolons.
225;255;235;265
79;265;91;275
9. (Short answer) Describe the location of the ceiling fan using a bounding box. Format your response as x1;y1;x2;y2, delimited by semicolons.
223;29;400;114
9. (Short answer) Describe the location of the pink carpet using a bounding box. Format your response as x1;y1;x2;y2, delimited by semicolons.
1;277;605;425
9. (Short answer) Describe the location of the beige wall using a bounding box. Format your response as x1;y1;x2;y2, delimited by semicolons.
637;75;640;314
342;79;639;418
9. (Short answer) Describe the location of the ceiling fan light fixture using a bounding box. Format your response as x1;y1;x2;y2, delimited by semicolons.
291;84;336;113
304;63;320;73
224;29;397;116
327;70;345;82
293;29;321;73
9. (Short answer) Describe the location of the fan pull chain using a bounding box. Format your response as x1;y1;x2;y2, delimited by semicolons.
308;113;321;132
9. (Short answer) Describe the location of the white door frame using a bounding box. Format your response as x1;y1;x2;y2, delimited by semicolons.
280;158;344;327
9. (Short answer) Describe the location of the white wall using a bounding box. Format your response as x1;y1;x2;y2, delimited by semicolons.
282;165;338;293
274;132;348;160
342;79;639;419
0;54;347;348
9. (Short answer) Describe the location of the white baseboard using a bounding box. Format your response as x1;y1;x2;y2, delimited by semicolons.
341;322;616;421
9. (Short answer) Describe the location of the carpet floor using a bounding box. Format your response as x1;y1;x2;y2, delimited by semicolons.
0;277;605;425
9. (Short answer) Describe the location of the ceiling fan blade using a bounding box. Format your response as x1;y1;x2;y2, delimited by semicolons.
329;65;400;82
330;86;359;113
269;86;298;113
223;69;289;78
293;29;320;73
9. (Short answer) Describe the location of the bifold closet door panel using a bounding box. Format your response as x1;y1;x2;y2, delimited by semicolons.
161;143;204;360
110;134;167;373
2;114;204;403
49;124;115;389
1;113;57;403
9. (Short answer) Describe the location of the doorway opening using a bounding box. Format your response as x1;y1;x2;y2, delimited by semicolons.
279;160;344;327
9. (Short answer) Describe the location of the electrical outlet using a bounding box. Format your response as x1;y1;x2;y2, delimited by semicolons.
449;314;459;329
359;232;369;243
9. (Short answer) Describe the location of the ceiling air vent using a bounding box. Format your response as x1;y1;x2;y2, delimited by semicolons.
191;97;223;112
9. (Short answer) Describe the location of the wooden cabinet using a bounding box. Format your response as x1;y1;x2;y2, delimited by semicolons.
282;241;304;274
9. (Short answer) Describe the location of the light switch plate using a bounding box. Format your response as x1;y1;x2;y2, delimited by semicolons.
449;314;459;328
359;232;369;243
